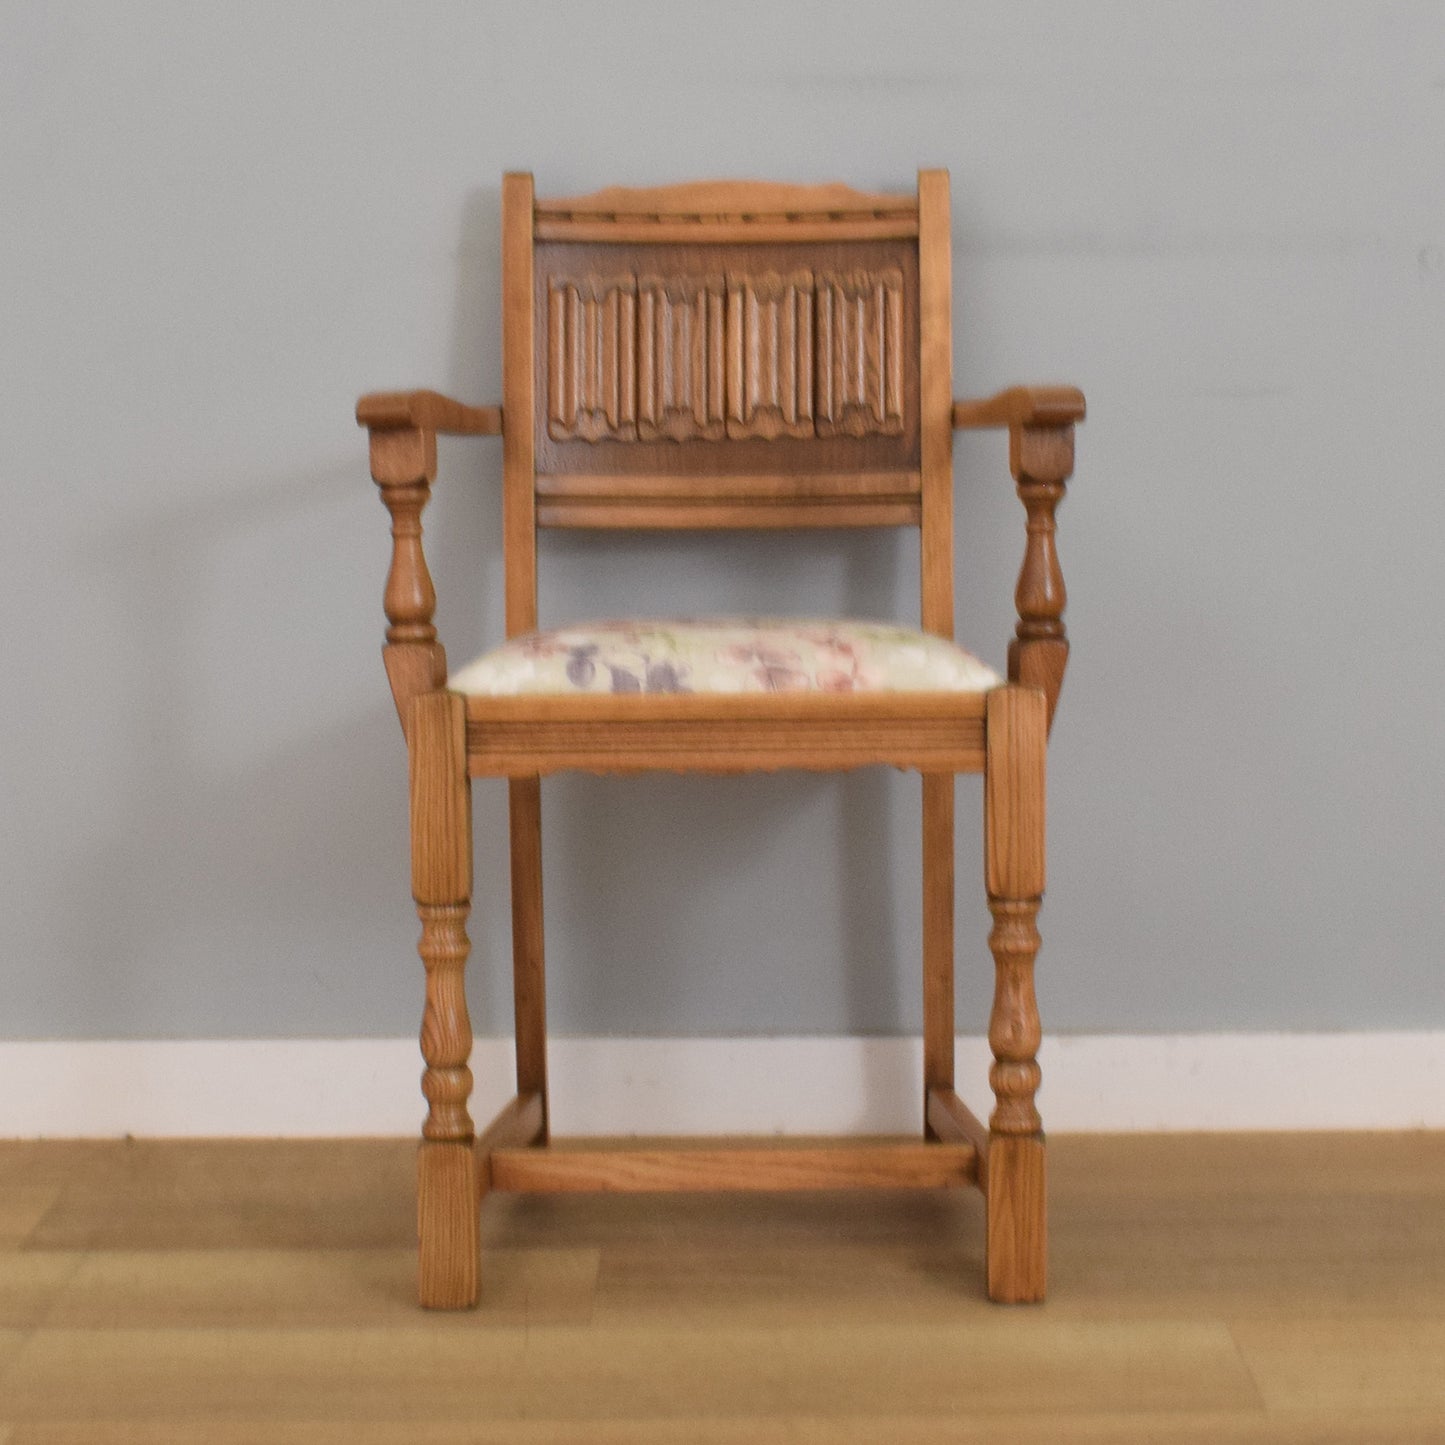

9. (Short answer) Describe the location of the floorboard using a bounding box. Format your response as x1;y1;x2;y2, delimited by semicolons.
0;1133;1440;1436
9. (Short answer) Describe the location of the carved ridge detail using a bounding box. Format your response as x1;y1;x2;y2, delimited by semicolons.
543;264;911;446
418;902;474;1142
638;275;727;441
815;268;905;438
987;896;1043;1136
726;270;814;439
547;275;637;442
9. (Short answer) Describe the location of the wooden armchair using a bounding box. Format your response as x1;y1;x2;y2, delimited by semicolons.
357;172;1083;1309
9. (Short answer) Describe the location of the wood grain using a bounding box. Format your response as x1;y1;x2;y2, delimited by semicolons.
535;470;920;500
354;171;1086;1311
534;216;922;245
546;274;637;441
465;693;987;777
410;692;478;1306
925;1088;991;1184
489;1141;977;1193
534;182;918;244
726;269;814;438
984;686;1047;900
0;1253;83;1329
917;168;954;637
475;1092;547;1193
536;498;920;530
370;428;445;732
533;238;920;491
815;267;906;438
508;777;549;1125
637;273;727;440
417;1141;478;1309
983;686;1049;1299
3;1134;1442;1435
0;1185;61;1249
537;179;917;217
1009;424;1074;727
357;390;502;435
952;386;1085;430
11;1420;1445;1445
409;693;472;908
921;773;955;1115
986;1134;1047;1303
502;171;538;635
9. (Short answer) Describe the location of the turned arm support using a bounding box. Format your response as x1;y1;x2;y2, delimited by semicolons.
953;385;1084;729
357;391;502;734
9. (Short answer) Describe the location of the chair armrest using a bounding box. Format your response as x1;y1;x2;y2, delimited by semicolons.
356;389;502;435
952;385;1085;431
357;390;501;738
954;386;1084;732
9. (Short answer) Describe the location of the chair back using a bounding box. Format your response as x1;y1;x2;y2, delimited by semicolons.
501;172;955;638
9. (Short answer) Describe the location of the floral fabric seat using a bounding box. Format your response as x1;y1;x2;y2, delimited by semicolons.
449;619;1001;697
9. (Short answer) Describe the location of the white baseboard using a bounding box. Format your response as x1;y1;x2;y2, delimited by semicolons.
0;1033;1439;1138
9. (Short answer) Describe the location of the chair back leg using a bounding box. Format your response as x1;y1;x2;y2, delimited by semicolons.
921;772;956;1133
509;776;550;1139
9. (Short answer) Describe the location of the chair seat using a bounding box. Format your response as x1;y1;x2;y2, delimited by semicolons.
449;618;1001;697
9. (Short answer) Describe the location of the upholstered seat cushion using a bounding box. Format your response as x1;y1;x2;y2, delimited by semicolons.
449;619;1001;697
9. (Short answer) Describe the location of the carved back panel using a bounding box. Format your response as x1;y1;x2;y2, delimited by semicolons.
535;240;920;506
501;174;956;636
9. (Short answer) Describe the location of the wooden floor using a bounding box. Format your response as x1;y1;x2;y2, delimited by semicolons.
0;1133;1442;1441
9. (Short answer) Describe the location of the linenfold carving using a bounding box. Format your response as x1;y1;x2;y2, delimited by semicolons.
638;276;727;441
544;265;908;443
815;269;906;438
547;276;638;441
726;271;814;439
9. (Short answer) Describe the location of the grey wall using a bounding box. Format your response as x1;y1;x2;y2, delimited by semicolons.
3;1;1443;1041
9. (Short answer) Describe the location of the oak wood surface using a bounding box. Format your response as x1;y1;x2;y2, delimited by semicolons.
532;238;920;488
537;179;918;215
952;385;1086;430
535;217;923;244
921;773;956;1115
507;780;549;1129
463;691;988;777
416;1142;478;1310
356;390;503;435
410;693;478;1306
1009;425;1073;726
535;470;921;499
357;170;1084;1311
534;182;919;246
489;1140;978;1194
1;1134;1441;1438
983;687;1048;1301
535;498;920;529
474;1091;546;1192
917;169;954;638
502;172;538;636
925;1087;992;1183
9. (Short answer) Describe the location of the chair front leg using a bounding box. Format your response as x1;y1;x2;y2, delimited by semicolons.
410;691;479;1309
984;685;1048;1302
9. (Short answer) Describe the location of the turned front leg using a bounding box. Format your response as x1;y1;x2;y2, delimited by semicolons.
984;685;1048;1302
410;690;479;1309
